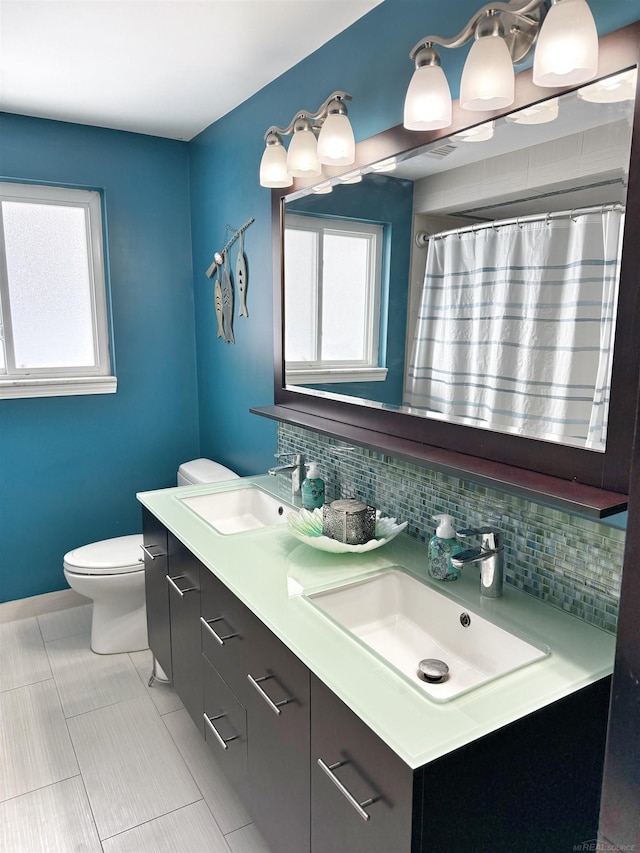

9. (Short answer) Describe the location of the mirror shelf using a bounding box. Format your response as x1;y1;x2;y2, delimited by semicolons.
269;20;640;509
251;404;627;518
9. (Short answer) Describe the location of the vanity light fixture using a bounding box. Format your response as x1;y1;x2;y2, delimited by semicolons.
259;92;355;188
404;0;598;131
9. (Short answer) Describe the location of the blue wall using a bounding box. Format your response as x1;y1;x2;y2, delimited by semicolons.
0;114;200;602
188;0;640;478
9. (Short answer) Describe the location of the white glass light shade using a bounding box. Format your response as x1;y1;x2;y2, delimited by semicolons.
505;98;559;124
533;0;598;88
451;121;494;142
578;69;637;103
287;127;321;178
259;141;292;188
317;113;355;165
337;171;362;184
404;64;452;130
370;157;397;173
460;35;515;111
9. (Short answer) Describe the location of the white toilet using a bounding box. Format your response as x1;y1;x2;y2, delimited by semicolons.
63;458;239;654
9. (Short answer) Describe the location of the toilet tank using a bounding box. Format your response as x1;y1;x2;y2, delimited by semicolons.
177;458;240;486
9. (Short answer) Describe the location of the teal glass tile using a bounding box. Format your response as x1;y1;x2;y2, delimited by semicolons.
278;423;625;633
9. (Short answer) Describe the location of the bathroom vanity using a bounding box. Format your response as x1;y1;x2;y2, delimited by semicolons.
138;476;615;853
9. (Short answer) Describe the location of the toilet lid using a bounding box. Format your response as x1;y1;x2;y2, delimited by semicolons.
63;534;144;575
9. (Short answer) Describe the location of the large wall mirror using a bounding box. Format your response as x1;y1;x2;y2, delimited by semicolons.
272;22;640;497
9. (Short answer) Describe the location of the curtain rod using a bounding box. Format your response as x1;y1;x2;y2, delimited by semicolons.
426;203;625;242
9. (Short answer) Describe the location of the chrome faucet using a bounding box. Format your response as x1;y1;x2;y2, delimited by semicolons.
268;452;305;495
450;527;504;598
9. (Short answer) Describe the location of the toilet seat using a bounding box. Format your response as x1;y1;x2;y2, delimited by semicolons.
63;534;144;576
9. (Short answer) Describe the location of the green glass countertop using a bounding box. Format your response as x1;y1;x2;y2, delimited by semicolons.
137;475;615;770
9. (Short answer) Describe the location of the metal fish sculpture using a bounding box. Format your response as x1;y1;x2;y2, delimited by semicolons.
214;275;224;339
221;256;235;344
236;229;248;318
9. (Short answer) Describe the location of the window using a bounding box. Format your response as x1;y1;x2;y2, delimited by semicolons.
284;214;387;384
0;182;115;399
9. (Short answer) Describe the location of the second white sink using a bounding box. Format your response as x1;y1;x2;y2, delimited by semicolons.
305;569;549;701
180;486;290;534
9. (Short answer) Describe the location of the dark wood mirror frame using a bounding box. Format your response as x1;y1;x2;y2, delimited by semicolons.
259;21;640;517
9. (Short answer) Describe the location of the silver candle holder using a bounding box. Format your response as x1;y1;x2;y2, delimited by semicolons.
322;499;376;545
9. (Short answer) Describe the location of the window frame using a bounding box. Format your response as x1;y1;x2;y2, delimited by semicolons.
0;182;116;399
284;213;387;385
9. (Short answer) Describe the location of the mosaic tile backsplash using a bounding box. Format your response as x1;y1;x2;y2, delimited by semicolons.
278;423;625;633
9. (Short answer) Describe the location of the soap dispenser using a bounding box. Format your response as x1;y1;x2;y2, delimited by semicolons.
301;462;325;510
428;514;464;581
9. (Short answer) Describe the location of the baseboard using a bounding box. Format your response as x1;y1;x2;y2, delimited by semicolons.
0;588;91;623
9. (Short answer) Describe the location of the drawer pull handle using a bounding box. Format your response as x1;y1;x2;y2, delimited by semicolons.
203;713;238;751
141;544;165;560
247;673;293;717
200;616;239;646
166;575;197;597
317;758;375;822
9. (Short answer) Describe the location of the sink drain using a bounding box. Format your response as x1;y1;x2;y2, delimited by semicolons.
417;658;449;683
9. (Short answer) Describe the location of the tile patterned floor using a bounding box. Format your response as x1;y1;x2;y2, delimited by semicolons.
0;604;271;853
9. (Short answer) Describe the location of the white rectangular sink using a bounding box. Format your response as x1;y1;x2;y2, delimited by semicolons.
180;486;290;535
305;569;549;702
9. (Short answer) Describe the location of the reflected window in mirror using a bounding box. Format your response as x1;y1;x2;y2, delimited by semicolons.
284;215;385;386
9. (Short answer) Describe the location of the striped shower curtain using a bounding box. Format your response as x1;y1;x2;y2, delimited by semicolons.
403;209;624;449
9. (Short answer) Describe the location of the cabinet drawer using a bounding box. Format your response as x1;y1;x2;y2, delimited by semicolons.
167;533;202;734
142;508;171;682
246;620;311;853
200;568;254;705
310;674;414;853
202;657;247;796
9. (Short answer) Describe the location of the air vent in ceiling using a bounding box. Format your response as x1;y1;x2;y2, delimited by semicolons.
426;142;458;159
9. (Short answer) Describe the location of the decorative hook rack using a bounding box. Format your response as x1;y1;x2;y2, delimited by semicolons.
205;217;255;278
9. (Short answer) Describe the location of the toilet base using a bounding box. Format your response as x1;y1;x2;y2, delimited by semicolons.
91;596;149;655
63;565;149;655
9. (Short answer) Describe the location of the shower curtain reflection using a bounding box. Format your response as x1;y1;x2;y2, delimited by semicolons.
404;206;624;450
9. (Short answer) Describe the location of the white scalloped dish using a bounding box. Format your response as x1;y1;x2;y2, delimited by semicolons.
287;507;407;553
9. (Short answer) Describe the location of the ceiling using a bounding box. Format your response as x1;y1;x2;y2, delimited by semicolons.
0;0;382;141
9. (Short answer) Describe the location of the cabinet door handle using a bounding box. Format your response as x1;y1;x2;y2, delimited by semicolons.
317;758;375;822
200;616;239;646
165;575;197;597
203;713;238;751
141;544;165;560
247;673;293;717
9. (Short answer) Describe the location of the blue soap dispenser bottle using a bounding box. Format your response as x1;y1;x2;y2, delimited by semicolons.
428;514;463;581
301;462;325;510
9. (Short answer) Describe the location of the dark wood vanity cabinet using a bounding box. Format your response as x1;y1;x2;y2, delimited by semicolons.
311;674;611;853
311;673;414;853
143;514;611;853
200;568;311;853
245;613;311;853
